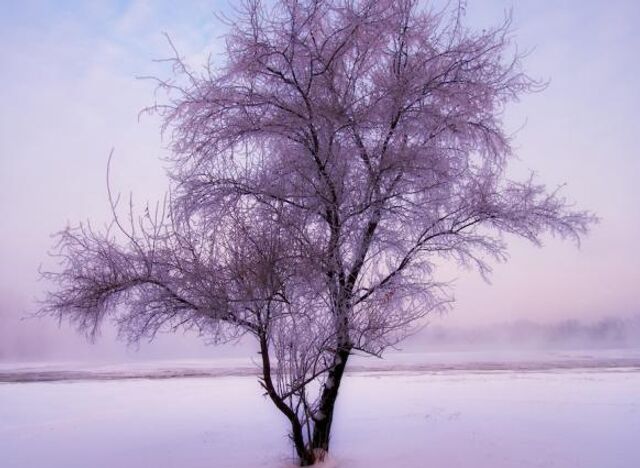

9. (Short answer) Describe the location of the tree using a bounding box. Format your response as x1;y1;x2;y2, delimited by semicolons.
42;1;595;465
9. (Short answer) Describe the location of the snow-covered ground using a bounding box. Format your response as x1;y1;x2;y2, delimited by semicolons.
1;353;639;467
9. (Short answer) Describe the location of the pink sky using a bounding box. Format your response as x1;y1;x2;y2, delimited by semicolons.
1;0;638;360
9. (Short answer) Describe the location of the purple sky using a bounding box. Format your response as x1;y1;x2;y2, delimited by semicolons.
1;0;639;361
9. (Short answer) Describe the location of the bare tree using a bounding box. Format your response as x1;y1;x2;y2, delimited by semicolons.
42;1;595;465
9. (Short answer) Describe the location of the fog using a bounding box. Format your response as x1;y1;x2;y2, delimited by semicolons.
1;0;639;363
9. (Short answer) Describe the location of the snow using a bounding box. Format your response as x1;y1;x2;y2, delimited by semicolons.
1;354;639;467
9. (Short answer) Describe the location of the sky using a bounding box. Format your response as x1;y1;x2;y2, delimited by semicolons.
0;0;639;361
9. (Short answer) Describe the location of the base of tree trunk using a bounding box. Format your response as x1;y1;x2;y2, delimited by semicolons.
312;448;328;462
298;448;328;466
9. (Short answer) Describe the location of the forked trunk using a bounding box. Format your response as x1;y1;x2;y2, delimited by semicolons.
259;323;352;466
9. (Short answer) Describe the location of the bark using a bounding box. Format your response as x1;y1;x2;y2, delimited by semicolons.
309;347;351;462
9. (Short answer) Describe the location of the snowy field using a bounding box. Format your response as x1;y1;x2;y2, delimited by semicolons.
1;352;639;467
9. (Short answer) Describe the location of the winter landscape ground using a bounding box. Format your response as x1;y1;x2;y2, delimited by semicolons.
2;350;639;468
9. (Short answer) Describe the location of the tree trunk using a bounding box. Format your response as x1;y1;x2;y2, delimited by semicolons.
308;347;351;463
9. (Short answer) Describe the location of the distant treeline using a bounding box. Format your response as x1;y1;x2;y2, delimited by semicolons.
408;315;640;350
